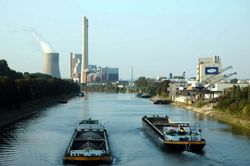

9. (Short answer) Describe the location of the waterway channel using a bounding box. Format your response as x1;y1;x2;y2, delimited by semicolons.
0;93;250;166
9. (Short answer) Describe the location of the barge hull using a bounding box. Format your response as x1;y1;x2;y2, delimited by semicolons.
64;155;112;164
142;116;205;152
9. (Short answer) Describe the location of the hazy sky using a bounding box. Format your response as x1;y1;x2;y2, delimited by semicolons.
0;0;250;80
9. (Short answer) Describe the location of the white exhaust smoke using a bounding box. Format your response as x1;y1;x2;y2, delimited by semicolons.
31;32;54;53
73;55;81;74
22;27;55;53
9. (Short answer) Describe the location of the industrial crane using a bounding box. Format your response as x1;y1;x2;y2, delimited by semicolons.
203;65;233;84
205;72;237;89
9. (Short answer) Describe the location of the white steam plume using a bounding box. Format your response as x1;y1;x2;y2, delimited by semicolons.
74;58;81;73
31;32;54;53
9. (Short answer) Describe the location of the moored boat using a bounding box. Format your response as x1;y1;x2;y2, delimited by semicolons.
149;98;172;104
79;92;85;97
57;100;68;104
142;115;206;152
136;93;151;98
64;119;112;164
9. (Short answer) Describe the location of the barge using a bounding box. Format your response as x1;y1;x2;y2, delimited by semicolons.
149;98;172;104
64;119;112;164
142;115;206;152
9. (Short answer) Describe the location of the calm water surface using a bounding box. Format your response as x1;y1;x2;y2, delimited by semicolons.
0;93;250;166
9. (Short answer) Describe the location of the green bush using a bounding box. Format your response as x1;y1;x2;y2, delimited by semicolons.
193;99;209;108
216;85;250;118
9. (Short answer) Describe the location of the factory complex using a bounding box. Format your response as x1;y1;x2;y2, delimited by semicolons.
168;56;249;104
69;52;119;84
42;16;119;84
69;17;119;84
41;16;248;94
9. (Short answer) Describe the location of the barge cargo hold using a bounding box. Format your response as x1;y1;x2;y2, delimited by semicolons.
142;115;206;152
64;119;112;164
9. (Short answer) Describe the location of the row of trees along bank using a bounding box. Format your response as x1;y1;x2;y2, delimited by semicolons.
134;77;170;97
0;59;80;110
215;85;250;119
81;83;127;93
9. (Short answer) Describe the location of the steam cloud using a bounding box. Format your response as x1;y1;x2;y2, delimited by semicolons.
73;55;81;74
31;32;54;53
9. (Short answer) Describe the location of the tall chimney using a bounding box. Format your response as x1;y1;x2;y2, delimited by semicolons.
80;16;89;83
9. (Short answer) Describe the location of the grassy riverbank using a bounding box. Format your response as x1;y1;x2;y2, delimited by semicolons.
0;94;75;127
172;102;250;130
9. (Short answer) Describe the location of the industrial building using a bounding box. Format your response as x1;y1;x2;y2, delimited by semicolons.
196;56;222;83
86;65;101;83
69;52;82;82
168;55;240;104
43;53;61;78
86;66;119;83
70;16;119;84
101;67;119;82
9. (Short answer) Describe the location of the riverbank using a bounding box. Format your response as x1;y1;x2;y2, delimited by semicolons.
149;96;172;104
0;94;76;127
171;102;250;130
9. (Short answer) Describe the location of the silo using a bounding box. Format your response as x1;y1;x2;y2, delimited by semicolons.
43;53;61;78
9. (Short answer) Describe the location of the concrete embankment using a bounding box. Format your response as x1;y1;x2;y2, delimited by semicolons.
0;94;76;127
171;102;250;130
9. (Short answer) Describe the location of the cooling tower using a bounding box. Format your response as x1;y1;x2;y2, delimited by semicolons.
43;53;61;78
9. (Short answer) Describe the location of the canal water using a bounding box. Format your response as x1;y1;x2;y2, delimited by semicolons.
0;93;250;166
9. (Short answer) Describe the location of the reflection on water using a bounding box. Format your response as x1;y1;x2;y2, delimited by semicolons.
0;92;250;166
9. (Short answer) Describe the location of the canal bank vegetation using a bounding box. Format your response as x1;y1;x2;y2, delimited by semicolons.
80;82;128;93
134;77;170;97
173;85;250;129
215;85;250;119
0;59;80;110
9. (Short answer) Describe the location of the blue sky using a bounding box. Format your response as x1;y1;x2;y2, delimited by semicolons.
0;0;250;80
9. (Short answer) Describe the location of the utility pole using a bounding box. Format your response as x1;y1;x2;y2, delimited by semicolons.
129;66;134;92
131;66;134;85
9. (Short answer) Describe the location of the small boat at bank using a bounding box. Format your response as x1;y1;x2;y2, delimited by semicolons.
142;115;206;152
79;92;85;97
64;119;112;164
57;100;68;104
150;98;172;104
136;93;151;98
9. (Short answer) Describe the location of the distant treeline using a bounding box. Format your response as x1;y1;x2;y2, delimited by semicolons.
0;60;80;109
134;77;170;96
216;85;250;118
81;83;127;93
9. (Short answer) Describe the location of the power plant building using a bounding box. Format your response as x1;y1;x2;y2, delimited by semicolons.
80;16;89;83
196;56;222;83
43;53;61;78
70;16;119;84
69;52;82;82
101;67;119;82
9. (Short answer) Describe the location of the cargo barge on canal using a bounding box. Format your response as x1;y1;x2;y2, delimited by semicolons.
142;115;206;152
64;119;112;164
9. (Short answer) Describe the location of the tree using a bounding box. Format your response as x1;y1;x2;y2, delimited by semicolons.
0;59;23;79
156;80;170;96
230;78;238;84
134;77;148;89
216;85;250;118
